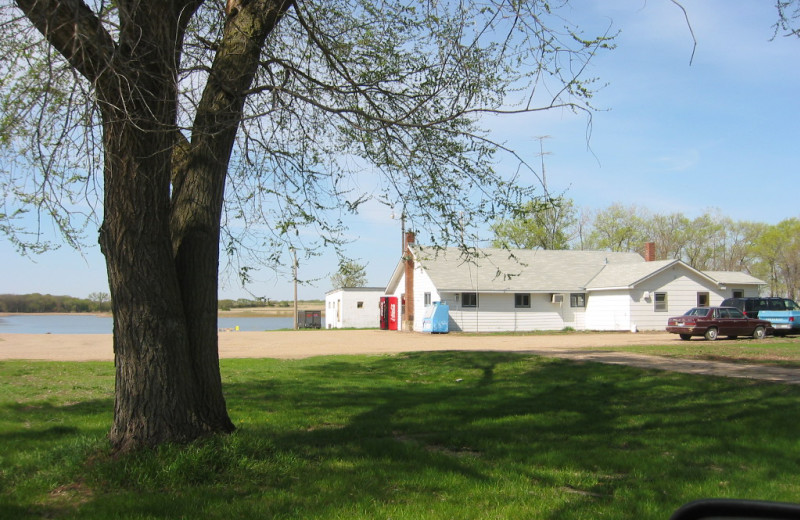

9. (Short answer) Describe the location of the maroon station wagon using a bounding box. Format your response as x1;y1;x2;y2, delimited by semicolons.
666;306;773;341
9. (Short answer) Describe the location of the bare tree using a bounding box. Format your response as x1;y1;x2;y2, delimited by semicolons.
1;0;613;451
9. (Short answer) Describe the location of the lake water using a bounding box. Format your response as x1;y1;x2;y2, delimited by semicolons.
0;315;302;334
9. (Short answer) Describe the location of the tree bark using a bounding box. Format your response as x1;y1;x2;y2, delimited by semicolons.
92;1;236;452
14;0;287;451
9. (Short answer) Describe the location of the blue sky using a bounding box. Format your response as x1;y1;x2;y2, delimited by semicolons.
2;0;798;301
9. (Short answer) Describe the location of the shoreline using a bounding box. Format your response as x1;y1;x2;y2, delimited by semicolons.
1;308;326;319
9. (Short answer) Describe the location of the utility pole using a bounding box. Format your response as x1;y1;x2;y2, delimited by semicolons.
536;135;552;196
291;247;298;330
392;205;406;256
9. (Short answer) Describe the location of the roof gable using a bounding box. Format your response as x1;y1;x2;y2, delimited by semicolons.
585;259;681;289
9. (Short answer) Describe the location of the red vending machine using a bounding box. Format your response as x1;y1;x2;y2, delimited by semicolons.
388;296;399;330
379;296;399;330
379;296;389;330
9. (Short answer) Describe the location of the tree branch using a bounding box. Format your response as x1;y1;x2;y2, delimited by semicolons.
14;0;116;84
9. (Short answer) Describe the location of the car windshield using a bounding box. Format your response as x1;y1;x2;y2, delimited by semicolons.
683;308;709;316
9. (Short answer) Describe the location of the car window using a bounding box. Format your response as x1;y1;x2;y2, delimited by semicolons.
778;299;800;311
729;308;745;318
768;299;783;311
684;308;707;316
720;308;732;318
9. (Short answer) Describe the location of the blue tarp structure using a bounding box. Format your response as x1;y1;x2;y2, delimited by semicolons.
422;301;450;333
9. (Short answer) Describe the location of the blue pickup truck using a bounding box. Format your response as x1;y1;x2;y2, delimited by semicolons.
721;297;800;336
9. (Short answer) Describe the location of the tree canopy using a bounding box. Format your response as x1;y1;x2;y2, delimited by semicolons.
0;0;616;451
1;0;615;265
330;260;368;289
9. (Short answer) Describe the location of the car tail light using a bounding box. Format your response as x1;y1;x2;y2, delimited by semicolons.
791;317;795;322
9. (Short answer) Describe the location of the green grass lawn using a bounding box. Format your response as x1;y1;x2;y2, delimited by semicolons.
3;349;800;519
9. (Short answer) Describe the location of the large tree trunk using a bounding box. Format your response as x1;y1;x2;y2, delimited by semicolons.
93;2;235;452
17;0;292;452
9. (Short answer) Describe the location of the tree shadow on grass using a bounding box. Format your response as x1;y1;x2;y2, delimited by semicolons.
7;352;800;519
213;352;800;518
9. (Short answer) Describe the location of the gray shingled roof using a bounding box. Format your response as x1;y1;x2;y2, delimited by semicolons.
703;271;766;285
412;247;646;293
584;259;680;290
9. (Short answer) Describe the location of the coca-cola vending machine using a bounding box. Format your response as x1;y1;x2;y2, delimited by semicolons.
379;296;399;330
388;297;399;330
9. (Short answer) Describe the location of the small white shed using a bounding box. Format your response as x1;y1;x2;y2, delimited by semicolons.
324;287;384;329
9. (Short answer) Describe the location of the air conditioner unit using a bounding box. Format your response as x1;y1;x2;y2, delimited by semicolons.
551;293;564;304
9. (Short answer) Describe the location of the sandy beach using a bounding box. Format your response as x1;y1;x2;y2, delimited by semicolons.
0;330;674;362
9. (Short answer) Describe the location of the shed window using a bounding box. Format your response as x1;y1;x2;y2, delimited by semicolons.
514;293;530;308
570;293;586;308
424;292;432;306
654;292;668;312
357;301;364;309
696;292;709;307
461;292;478;308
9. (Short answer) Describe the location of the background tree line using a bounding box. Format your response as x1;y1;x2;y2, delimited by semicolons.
492;199;800;299
0;292;111;313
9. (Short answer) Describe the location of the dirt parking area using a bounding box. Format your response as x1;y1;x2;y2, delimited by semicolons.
0;330;672;362
4;330;800;384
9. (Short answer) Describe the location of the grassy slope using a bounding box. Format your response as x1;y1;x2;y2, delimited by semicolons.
2;348;800;519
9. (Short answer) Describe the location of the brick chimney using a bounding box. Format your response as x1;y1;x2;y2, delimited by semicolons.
644;242;656;262
403;232;415;331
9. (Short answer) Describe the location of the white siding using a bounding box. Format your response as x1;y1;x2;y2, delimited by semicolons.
412;267;440;331
438;292;568;332
722;285;761;299
324;288;383;329
628;266;732;331
387;270;406;330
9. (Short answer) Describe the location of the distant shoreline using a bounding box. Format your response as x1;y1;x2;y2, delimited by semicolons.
1;306;326;319
0;312;112;318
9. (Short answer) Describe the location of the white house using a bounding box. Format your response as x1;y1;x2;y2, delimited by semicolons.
383;234;765;333
324;287;385;329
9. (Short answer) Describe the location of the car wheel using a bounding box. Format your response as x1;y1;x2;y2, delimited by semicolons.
679;334;691;341
704;328;718;341
752;326;766;340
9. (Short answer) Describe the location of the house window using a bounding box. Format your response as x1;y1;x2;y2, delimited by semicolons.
461;292;478;308
733;290;744;298
696;292;709;307
357;301;364;309
654;292;668;312
515;293;530;308
570;293;586;308
424;292;432;307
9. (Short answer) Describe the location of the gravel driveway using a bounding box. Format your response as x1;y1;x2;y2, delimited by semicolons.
2;330;799;384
